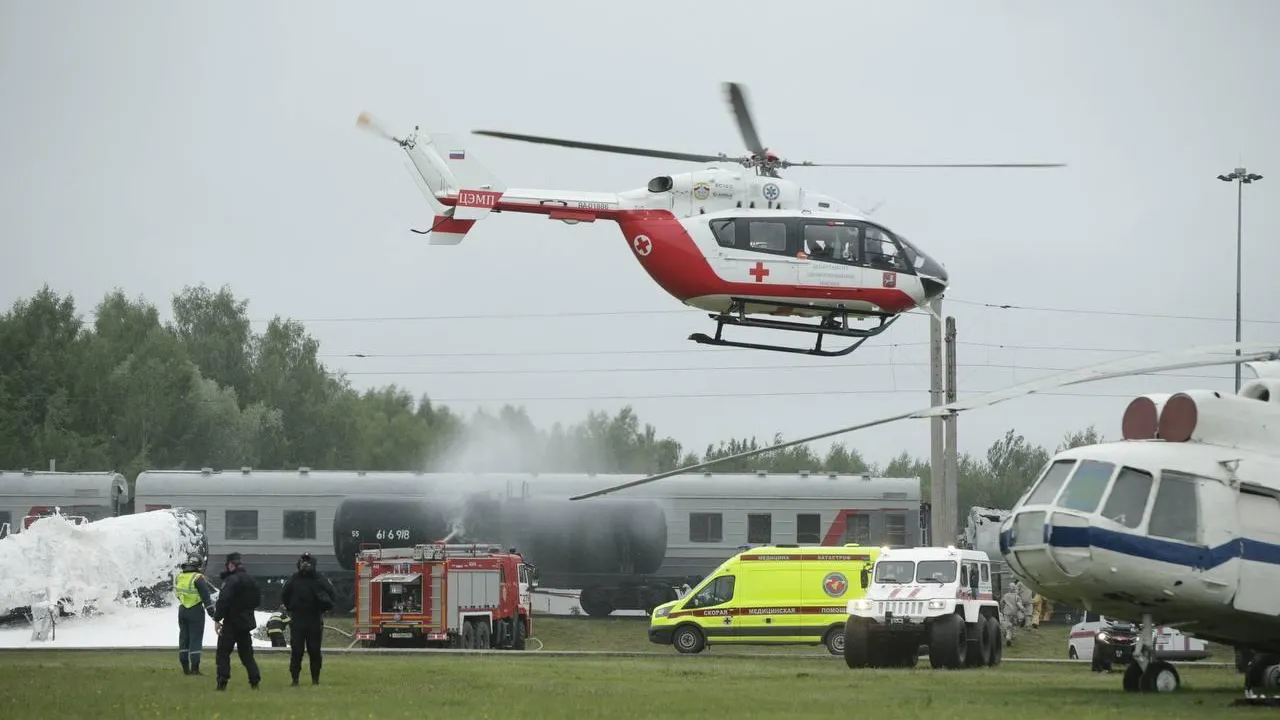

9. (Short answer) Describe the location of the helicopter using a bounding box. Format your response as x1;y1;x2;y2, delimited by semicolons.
356;82;1064;357
563;341;1280;699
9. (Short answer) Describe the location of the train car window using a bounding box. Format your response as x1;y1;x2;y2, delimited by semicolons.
796;513;821;543
283;510;317;540
689;512;723;543
1056;460;1116;513
884;513;907;546
1148;471;1202;544
1025;459;1076;506
843;514;871;545
0;511;9;529
710;218;736;248
225;510;258;540
1100;467;1153;529
747;513;771;544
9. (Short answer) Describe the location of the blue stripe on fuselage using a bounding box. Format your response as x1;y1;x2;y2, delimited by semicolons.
999;525;1280;571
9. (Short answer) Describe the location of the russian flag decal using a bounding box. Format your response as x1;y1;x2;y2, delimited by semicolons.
448;150;465;160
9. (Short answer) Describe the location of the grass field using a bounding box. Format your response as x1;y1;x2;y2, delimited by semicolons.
0;649;1248;719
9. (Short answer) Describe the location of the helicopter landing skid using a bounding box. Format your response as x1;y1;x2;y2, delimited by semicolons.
688;298;900;357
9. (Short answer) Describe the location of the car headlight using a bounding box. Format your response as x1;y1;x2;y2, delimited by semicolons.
851;599;873;612
1096;631;1110;643
652;606;671;618
928;599;947;610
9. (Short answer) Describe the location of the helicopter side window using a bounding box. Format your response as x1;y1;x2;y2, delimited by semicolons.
710;218;736;248
1099;467;1153;529
801;221;861;263
746;220;788;253
1148;471;1202;544
1055;460;1116;513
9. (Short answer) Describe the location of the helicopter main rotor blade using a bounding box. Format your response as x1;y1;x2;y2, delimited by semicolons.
472;130;730;164
790;161;1067;168
724;82;766;155
567;341;1280;501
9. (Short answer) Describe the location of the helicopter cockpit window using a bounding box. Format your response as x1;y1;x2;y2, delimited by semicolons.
896;235;928;270
803;222;860;262
1148;471;1202;544
1055;459;1116;513
710;218;736;248
1025;459;1076;506
1100;467;1153;529
863;227;908;272
747;220;787;252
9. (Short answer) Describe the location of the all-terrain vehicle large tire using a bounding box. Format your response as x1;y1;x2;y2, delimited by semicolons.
928;613;967;669
844;616;869;668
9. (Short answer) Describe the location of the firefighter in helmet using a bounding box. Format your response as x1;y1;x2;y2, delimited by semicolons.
174;556;216;675
281;552;337;685
265;605;290;648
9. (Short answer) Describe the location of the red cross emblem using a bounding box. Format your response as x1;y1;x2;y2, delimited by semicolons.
749;261;770;282
632;235;652;257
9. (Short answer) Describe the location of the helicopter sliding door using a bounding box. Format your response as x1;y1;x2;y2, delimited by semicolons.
1231;487;1280;615
710;217;801;292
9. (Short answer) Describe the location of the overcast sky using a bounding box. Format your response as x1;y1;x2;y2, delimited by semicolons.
2;0;1277;471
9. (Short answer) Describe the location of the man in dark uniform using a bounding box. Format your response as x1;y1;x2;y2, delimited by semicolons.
211;552;262;690
174;556;216;675
281;551;337;686
265;605;290;647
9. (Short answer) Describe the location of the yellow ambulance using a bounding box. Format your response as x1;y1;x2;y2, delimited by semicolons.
647;544;878;654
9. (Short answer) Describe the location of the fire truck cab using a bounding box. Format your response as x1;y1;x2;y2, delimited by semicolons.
353;542;535;650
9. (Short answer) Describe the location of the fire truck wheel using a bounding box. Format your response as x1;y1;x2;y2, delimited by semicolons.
673;625;705;654
513;617;526;650
461;621;476;649
477;621;491;649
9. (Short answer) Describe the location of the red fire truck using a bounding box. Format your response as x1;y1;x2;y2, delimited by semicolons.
352;542;536;649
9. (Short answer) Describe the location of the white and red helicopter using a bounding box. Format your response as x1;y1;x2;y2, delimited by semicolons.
357;82;1063;357
565;340;1280;701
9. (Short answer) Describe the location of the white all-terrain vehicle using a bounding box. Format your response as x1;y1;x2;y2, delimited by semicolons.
843;546;1003;669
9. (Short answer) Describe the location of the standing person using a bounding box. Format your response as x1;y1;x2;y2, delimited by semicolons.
281;552;337;686
212;552;262;690
265;605;290;648
174;556;216;675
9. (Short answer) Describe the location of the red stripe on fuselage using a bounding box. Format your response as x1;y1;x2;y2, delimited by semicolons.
435;198;917;310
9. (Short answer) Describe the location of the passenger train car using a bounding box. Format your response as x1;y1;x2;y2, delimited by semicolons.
0;470;130;539
2;467;923;616
131;468;923;615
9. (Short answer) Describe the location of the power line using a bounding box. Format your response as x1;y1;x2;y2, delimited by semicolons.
949;298;1280;326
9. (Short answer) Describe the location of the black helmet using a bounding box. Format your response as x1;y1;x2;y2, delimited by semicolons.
180;556;201;571
297;552;315;571
225;552;243;567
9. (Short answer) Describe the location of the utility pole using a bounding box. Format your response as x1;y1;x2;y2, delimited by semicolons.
1217;167;1264;393
943;316;958;546
929;298;945;547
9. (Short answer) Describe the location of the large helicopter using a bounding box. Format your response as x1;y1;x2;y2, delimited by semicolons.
357;82;1063;357
565;341;1280;701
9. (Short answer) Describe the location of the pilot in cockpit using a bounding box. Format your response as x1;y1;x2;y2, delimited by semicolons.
805;227;834;258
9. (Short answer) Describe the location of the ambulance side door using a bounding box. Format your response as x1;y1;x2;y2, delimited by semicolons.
682;574;738;640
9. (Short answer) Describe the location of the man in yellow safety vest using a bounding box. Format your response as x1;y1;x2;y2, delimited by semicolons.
174;556;216;675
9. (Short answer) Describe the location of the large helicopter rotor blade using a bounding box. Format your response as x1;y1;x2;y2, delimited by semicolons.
724;82;766;155
788;161;1067;168
472;130;730;164
568;341;1280;501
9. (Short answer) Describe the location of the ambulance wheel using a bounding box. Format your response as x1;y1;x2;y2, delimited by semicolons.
461;621;476;649
672;625;705;654
928;612;967;669
843;617;869;668
986;617;1003;666
824;625;845;655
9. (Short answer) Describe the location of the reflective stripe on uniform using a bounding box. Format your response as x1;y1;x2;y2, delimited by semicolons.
175;571;205;608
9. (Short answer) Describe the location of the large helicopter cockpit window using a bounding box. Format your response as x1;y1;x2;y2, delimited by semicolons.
803;223;860;261
1025;459;1076;505
748;220;787;252
863;227;909;272
1148;471;1202;544
895;235;928;271
1100;467;1153;529
1055;460;1116;513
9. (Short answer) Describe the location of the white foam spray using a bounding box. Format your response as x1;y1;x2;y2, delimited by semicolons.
0;508;204;617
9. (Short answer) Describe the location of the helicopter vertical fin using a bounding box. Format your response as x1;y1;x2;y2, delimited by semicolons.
401;131;507;242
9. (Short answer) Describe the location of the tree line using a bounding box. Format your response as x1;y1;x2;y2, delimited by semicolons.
0;284;1102;519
